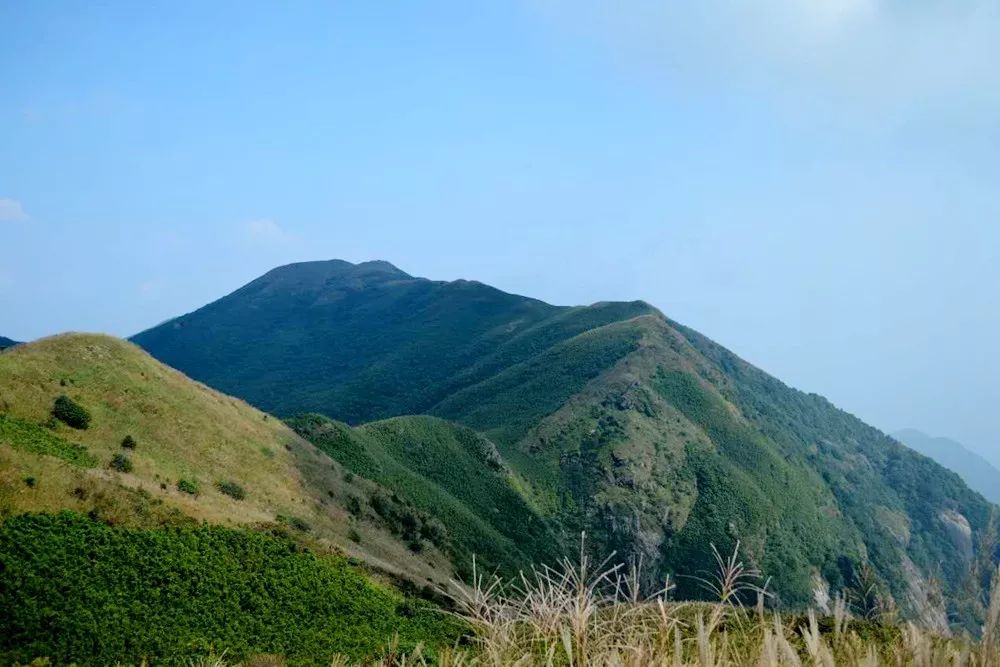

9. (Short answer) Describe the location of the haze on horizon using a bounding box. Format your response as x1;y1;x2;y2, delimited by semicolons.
2;2;998;464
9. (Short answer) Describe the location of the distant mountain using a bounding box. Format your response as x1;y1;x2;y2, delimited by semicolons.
0;336;19;350
894;429;1000;505
134;259;999;630
133;259;654;422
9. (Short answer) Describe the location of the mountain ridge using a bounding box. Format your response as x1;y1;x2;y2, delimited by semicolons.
893;428;1000;505
132;258;1000;631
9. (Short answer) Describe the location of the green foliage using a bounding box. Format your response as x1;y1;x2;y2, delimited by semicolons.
0;512;466;666
125;260;1000;628
51;394;91;430
177;478;199;495
110;453;134;473
289;414;560;575
0;414;97;467
132;259;656;423
121;434;137;449
216;480;246;500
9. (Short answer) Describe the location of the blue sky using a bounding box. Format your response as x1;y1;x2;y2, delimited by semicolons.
2;1;999;462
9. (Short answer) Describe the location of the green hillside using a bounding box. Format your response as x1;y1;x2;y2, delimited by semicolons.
133;260;1000;631
132;259;655;422
0;333;473;586
0;512;464;666
288;414;560;575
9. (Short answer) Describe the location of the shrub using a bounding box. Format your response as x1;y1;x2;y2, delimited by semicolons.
348;528;362;543
110;453;134;473
23;477;36;488
121;434;137;449
177;479;199;495
52;395;91;430
216;480;246;501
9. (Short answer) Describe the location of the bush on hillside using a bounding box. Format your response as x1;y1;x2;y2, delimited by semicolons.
177;479;199;495
52;395;90;430
216;480;246;501
121;435;137;449
110;453;133;473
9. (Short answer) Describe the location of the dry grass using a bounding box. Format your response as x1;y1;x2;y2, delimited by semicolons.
0;334;456;585
175;538;1000;666
435;538;1000;667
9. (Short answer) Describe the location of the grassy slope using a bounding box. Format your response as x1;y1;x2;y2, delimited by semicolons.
0;334;461;586
0;512;465;666
288;414;561;576
424;314;997;629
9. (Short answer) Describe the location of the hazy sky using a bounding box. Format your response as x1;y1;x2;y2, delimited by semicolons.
2;2;998;462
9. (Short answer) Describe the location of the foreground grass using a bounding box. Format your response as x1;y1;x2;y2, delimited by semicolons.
125;549;1000;665
6;517;999;665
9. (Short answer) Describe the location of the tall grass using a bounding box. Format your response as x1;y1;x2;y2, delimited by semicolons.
437;537;1000;667
194;540;1000;666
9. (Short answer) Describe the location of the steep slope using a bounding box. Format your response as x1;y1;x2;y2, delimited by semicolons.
894;429;1000;505
288;414;561;575
134;260;1000;630
133;259;655;422
0;336;19;350
0;333;469;586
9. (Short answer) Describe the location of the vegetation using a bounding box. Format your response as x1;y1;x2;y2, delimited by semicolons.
288;414;561;575
109;452;133;473
121;433;137;449
441;543;1000;666
217;480;246;500
177;478;199;495
0;333;479;600
51;394;91;429
8;266;1000;636
0;414;97;467
0;512;466;666
132;259;655;423
130;261;1000;629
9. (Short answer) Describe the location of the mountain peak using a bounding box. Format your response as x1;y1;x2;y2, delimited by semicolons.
259;259;412;284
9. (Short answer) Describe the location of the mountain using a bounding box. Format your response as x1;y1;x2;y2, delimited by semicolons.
894;429;1000;505
0;333;476;662
134;259;1000;631
132;259;654;423
0;336;19;350
0;332;509;585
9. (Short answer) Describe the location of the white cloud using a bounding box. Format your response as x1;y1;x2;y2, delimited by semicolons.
0;198;28;222
243;219;295;245
528;0;1000;121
